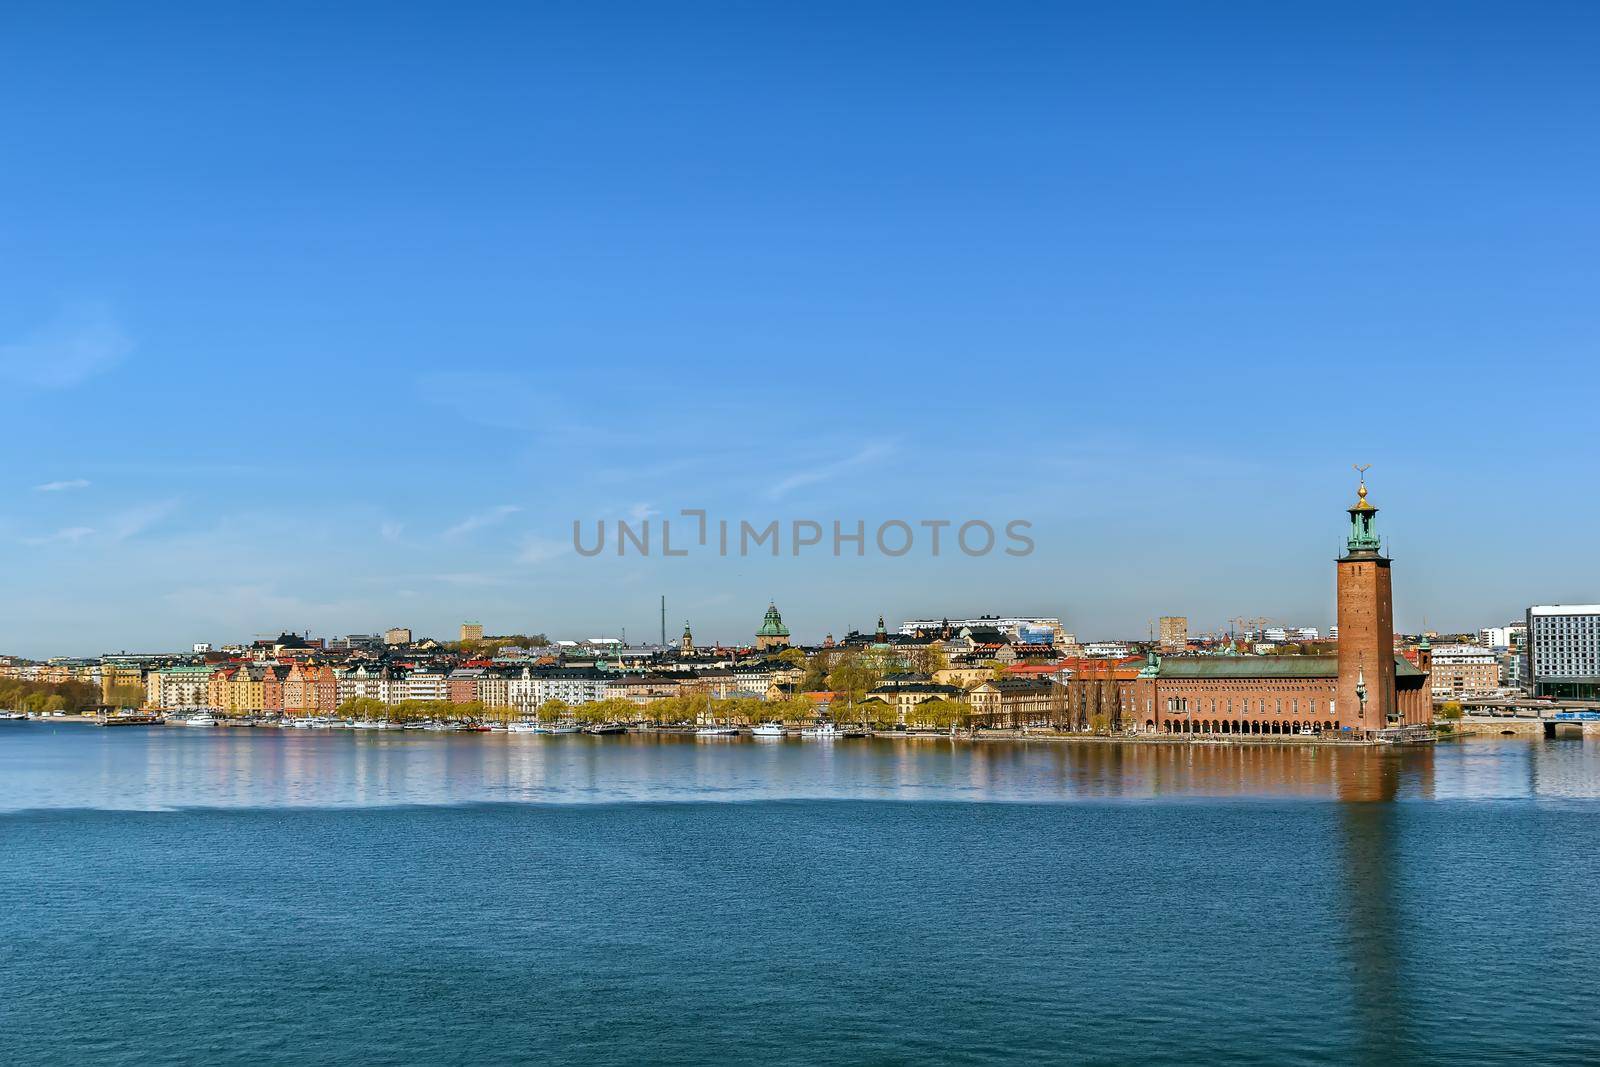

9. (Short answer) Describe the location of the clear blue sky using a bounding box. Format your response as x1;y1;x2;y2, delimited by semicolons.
2;1;1597;657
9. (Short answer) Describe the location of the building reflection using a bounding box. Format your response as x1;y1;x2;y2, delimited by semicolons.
1332;746;1434;1060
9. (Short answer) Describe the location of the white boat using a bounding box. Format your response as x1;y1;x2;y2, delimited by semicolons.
351;720;380;730
402;722;425;731
751;723;786;737
696;725;739;736
800;722;839;739
184;713;217;727
310;718;337;730
0;711;30;721
548;722;582;735
289;718;314;729
423;721;455;731
506;722;541;733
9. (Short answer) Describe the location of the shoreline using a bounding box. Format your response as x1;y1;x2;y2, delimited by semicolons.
7;715;1474;746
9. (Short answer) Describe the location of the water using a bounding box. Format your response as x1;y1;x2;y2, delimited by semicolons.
3;726;1599;1065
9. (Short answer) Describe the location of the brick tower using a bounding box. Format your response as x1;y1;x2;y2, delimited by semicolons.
1336;469;1396;735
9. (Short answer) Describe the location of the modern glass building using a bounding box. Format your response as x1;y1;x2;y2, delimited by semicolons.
1526;605;1600;701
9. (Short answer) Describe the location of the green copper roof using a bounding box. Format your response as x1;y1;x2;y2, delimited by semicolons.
1346;476;1382;555
755;603;790;638
1153;655;1421;679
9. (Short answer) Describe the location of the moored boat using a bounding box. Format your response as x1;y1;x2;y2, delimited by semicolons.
751;723;786;737
800;722;839;739
584;722;627;735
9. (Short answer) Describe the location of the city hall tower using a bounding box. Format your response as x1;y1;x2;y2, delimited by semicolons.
1336;469;1396;734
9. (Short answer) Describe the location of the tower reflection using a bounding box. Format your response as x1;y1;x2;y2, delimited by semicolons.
1333;746;1435;1060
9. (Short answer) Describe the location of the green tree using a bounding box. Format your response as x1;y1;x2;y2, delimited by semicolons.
1440;701;1463;721
776;647;807;668
906;698;970;730
827;651;883;704
537;699;571;724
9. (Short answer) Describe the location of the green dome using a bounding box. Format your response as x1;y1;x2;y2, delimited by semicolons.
756;602;790;638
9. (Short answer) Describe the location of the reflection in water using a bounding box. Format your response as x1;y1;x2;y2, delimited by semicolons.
0;727;1592;813
1333;752;1417;1061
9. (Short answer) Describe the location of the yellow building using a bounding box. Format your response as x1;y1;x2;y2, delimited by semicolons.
460;621;485;643
101;664;146;705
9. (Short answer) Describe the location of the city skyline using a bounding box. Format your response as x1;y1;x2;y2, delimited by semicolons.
5;3;1599;655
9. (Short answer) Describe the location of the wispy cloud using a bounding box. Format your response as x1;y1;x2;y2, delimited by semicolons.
34;479;91;493
22;526;95;546
380;520;405;543
767;441;896;499
0;303;133;388
107;500;178;542
517;535;568;565
443;504;520;539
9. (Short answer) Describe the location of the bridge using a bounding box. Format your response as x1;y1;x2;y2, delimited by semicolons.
1453;701;1600;738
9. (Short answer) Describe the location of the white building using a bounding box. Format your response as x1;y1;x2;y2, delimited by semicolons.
1429;645;1501;697
148;665;216;709
405;669;449;702
534;670;608;706
1478;624;1527;650
898;616;1067;647
336;664;385;704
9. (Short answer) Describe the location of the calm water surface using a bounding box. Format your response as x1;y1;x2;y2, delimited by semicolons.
2;724;1598;1065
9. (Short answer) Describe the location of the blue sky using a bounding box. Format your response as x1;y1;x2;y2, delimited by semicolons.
3;1;1597;657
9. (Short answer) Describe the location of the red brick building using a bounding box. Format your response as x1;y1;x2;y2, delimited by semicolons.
1130;478;1430;738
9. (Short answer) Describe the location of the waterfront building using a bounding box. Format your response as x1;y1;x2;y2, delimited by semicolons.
1526;605;1600;700
261;665;288;713
148;664;216;709
507;666;539;714
754;603;792;651
99;663;145;703
968;676;1066;727
864;677;966;725
1129;478;1429;737
405;669;449;702
534;669;608;706
283;663;338;715
604;674;686;704
1428;645;1501;697
336;664;385;704
224;665;267;714
447;667;486;704
477;669;509;708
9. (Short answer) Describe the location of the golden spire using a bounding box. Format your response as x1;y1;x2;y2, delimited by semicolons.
1352;464;1375;511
